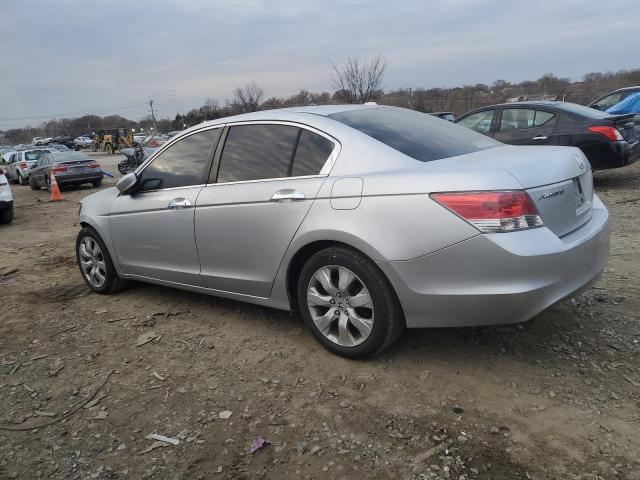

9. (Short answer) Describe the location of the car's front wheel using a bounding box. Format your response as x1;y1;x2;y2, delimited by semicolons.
297;246;404;359
76;227;126;293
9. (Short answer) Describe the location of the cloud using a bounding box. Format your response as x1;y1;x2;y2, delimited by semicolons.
0;0;638;128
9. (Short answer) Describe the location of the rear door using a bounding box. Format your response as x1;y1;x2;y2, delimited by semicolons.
109;127;222;285
493;108;558;145
195;122;338;297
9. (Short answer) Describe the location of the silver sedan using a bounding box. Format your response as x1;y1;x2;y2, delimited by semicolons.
76;105;609;358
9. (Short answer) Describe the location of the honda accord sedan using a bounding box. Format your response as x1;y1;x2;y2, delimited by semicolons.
76;105;609;358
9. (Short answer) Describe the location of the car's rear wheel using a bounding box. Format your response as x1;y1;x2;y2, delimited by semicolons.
91;179;102;188
76;227;126;294
297;246;404;358
18;173;28;186
29;176;40;190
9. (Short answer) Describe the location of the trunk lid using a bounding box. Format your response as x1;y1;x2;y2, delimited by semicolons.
607;113;638;142
428;145;594;237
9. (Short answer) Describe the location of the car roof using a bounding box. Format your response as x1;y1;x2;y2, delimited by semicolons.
181;104;381;134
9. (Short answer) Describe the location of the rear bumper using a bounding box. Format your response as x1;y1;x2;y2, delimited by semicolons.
587;139;639;169
379;195;610;328
57;172;103;186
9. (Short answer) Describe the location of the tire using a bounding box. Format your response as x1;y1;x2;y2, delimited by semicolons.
297;246;404;359
44;174;51;192
76;226;126;294
18;173;28;186
0;207;13;224
91;179;102;188
29;176;40;190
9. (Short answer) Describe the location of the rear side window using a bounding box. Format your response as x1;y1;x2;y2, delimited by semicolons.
330;108;499;162
500;109;535;130
139;128;221;191
217;125;299;183
291;130;334;177
533;110;554;126
456;110;495;134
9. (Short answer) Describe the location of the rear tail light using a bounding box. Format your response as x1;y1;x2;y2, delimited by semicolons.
20;162;28;169
88;162;100;169
431;191;544;233
588;126;623;141
51;165;69;173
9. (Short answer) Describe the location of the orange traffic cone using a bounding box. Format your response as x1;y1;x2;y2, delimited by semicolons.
50;171;63;202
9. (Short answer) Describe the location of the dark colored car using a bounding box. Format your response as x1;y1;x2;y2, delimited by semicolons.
53;136;76;149
455;101;639;169
29;151;103;190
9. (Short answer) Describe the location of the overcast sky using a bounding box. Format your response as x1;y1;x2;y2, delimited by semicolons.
0;0;638;129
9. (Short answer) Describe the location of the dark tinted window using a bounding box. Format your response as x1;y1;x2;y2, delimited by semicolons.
291;130;334;176
217;125;298;182
139;128;220;191
330;108;500;162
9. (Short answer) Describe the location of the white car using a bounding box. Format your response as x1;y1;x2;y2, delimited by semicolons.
74;136;93;149
0;165;13;224
2;149;48;185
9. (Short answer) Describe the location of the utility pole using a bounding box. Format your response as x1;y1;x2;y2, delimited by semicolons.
149;99;158;134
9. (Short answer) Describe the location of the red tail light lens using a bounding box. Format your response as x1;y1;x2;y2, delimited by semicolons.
431;191;544;233
51;165;68;173
588;126;623;141
88;162;100;169
20;162;28;169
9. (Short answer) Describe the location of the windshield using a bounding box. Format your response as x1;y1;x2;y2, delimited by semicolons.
329;107;500;162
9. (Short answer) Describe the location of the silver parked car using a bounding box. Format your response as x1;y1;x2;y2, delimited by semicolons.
76;105;609;358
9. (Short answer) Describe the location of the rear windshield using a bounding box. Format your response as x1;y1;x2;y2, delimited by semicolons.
25;150;46;161
329;107;500;162
53;152;91;163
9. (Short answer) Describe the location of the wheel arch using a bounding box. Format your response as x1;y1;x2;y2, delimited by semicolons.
285;239;405;323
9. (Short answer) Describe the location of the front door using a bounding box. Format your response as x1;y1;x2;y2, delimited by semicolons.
493;108;557;145
109;127;222;285
195;123;337;297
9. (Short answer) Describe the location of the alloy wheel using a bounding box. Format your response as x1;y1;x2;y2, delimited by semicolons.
78;236;107;288
306;265;374;347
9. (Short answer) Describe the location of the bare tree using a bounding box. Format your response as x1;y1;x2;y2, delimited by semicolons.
232;81;265;113
331;55;388;104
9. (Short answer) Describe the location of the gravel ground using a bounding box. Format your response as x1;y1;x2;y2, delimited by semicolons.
0;153;639;479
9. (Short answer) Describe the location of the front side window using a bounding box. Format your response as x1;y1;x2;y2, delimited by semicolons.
139;128;221;191
592;92;627;111
456;110;496;134
217;125;299;183
291;129;334;177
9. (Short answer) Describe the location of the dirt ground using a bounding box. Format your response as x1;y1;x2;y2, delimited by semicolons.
1;152;639;480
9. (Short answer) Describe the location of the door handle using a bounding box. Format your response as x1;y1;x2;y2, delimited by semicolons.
532;135;548;141
270;189;305;202
168;198;192;209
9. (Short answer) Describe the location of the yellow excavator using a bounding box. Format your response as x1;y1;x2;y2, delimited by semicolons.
92;128;135;154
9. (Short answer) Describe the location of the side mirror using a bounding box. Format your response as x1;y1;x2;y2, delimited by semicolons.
116;172;138;194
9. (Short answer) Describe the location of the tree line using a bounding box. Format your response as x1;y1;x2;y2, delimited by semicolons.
2;56;639;145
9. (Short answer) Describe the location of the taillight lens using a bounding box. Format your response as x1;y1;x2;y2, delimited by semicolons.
51;165;68;173
20;162;28;169
431;191;544;233
588;126;623;141
88;162;100;169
